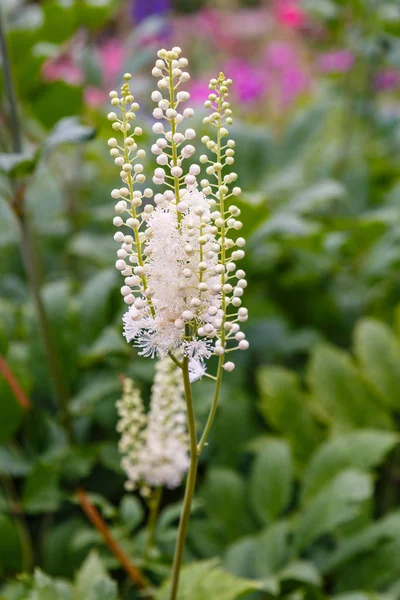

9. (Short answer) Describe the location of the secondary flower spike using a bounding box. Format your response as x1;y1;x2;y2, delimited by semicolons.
108;48;249;380
117;360;189;495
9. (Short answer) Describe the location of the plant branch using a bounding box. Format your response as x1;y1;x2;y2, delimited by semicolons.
143;486;162;562
0;353;31;410
76;488;151;593
198;355;224;453
168;356;199;600
1;476;34;571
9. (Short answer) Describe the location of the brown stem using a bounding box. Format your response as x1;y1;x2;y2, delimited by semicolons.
76;488;151;593
0;353;31;410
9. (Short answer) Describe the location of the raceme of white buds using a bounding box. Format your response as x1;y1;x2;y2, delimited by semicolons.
116;359;189;496
108;48;249;380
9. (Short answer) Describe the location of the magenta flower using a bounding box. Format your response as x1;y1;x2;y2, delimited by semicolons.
374;68;400;91
223;58;265;103
275;0;306;28
188;80;211;105
318;50;354;73
42;56;83;85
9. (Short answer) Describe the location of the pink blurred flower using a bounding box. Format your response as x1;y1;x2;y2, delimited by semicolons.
265;41;298;70
281;67;310;105
84;86;107;107
98;40;126;85
42;56;83;85
264;41;311;107
318;50;354;73
374;68;400;91
188;80;210;105
276;0;306;28
224;58;266;103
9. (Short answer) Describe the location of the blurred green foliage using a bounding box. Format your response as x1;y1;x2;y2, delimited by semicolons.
1;0;400;598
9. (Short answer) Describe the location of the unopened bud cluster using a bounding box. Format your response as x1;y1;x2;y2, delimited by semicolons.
108;49;248;380
116;359;189;496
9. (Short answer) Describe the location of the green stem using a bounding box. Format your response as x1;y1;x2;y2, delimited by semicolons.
0;10;72;441
143;487;162;562
1;475;34;571
197;355;223;453
0;8;21;153
168;356;198;600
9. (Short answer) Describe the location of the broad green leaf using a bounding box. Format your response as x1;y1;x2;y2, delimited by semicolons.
354;318;400;410
0;445;31;477
257;367;323;465
287;180;346;215
0;514;22;573
294;469;373;553
73;551;117;600
31;81;83;128
70;372;121;416
224;537;257;580
156;559;261;600
307;344;391;431
22;462;62;514
119;495;144;531
279;561;321;587
301;430;398;501
253;521;290;579
79;269;118;343
334;538;400;591
0;152;38;177
202;468;250;541
67;233;116;266
249;439;293;525
29;569;72;600
322;511;400;573
81;326;130;364
44;117;95;153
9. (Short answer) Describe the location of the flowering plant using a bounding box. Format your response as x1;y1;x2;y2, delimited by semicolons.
108;46;248;598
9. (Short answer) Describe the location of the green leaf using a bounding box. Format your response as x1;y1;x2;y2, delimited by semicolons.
0;445;31;477
249;439;293;525
294;469;373;553
287;180;346;215
224;537;257;580
0;152;38;177
354;318;400;410
0;514;22;573
79;269;118;343
253;522;290;579
334;538;400;591
279;561;322;587
307;344;391;431
301;430;398;501
119;495;144;531
29;569;72;600
257;367;323;465
44;117;95;153
22;462;62;514
322;511;400;573
156;559;260;600
202;468;250;541
70;372;121;417
73;551;118;600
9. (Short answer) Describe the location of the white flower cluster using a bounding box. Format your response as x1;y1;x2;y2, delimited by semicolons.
116;359;189;495
108;48;249;380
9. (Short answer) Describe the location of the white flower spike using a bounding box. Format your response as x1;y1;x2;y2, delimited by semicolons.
108;59;248;380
